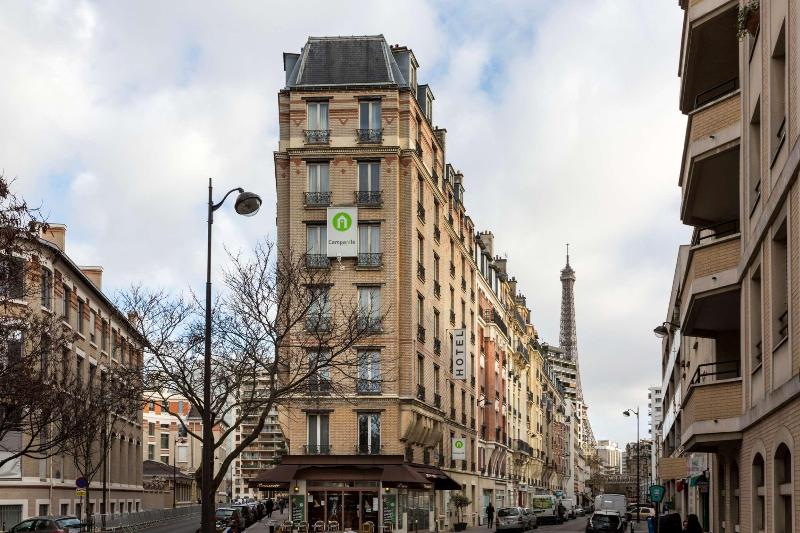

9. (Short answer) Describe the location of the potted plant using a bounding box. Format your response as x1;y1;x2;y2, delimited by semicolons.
737;0;760;39
450;493;472;531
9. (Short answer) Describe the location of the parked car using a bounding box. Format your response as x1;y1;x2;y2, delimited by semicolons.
521;508;538;529
575;507;586;517
215;507;244;532
530;495;561;524
7;516;82;532
496;506;528;532
628;507;655;521
561;498;576;519
231;504;254;526
586;511;625;533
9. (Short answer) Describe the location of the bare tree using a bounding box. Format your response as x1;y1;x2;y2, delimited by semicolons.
117;240;390;526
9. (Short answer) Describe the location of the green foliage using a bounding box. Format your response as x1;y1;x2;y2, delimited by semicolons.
450;493;472;522
737;1;760;39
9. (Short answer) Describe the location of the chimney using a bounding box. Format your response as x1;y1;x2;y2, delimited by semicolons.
41;223;66;252
494;256;507;276
434;128;447;151
283;52;300;85
478;231;494;256
80;266;103;290
508;277;518;297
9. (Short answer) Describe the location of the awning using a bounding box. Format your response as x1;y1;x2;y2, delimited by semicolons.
381;464;431;488
299;466;383;481
411;464;462;490
247;464;297;488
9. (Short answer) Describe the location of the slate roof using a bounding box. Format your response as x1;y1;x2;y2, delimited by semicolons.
142;459;193;479
287;35;407;88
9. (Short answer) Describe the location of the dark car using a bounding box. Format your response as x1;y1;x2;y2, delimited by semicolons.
586;511;625;533
7;516;82;532
216;507;245;532
231;504;254;526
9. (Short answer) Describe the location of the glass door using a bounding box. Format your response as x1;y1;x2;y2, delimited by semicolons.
343;492;360;531
361;492;379;531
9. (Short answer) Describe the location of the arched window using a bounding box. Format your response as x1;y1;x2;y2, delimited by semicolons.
752;454;765;533
774;444;792;533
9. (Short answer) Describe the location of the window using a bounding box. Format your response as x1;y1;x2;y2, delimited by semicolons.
62;284;71;320
358;287;381;330
60;503;69;516
769;24;786;163
307;285;331;331
434;255;440;284
358;224;380;267
77;298;85;335
307;101;329;131
359;100;381;142
160;433;170;450
417;294;424;328
308;349;331;393
148;400;155;411
433;310;440;340
357;413;381;454
102;320;109;351
749;99;762;210
0;257;24;300
161;455;169;465
148;422;155;436
417;353;425;386
177;445;188;463
358;162;380;192
306;225;327;256
76;355;84;387
41;267;52;309
771;221;788;345
307;413;330;454
753;454;765;533
774;444;792;533
750;268;763;369
307;162;329;193
147;444;155;461
357;349;381;393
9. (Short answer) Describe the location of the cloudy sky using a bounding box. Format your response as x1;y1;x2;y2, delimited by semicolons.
3;0;688;445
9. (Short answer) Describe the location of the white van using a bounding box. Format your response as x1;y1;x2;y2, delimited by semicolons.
560;498;576;519
594;494;628;520
530;495;561;524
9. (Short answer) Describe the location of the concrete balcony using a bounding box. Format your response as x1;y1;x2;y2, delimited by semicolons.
681;362;743;452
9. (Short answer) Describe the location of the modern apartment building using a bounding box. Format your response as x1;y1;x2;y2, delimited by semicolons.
658;1;800;532
262;35;592;533
0;225;144;525
595;440;623;476
647;386;663;483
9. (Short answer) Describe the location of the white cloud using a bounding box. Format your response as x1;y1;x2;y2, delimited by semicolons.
1;0;687;445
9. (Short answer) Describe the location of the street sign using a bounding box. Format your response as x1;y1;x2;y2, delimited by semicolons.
75;477;87;488
76;488;86;497
649;484;665;503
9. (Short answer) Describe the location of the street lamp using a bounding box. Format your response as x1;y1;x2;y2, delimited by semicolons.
623;408;640;524
201;179;261;533
653;322;679;339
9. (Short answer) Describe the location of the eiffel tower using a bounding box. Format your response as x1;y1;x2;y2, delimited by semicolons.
560;244;583;399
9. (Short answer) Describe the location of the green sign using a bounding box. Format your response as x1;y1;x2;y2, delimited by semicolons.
383;494;397;527
332;211;352;231
291;495;306;522
649;484;666;504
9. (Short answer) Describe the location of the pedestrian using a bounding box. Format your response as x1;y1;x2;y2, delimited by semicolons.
266;497;274;518
280;497;286;514
486;502;495;529
684;515;702;533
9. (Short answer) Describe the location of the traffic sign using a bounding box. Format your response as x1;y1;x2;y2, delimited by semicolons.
76;488;86;497
76;477;87;489
649;484;665;503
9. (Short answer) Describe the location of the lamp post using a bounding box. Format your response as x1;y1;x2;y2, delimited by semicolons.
623;407;640;524
201;178;262;533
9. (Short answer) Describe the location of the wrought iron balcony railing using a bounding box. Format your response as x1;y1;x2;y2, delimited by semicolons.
304;129;330;144
307;378;331;394
356;443;383;455
357;253;382;268
357;128;383;143
433;393;442;408
417;202;426;222
433;225;441;242
305;314;332;332
433;281;441;298
417;262;425;281
304;191;331;207
355;190;382;207
356;315;382;332
433;338;441;354
417;324;426;342
356;379;382;394
416;384;426;401
303;444;332;455
306;254;330;269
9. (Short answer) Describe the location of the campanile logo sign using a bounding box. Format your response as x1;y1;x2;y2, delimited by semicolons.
327;207;358;258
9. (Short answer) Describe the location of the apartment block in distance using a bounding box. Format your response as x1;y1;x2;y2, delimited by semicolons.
658;1;800;532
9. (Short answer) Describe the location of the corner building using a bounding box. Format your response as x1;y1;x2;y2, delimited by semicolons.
658;2;800;533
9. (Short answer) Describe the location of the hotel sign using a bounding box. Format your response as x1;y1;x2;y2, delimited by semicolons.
452;328;467;380
327;207;358;258
452;437;466;461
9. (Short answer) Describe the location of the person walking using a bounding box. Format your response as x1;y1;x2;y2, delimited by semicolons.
684;515;702;533
266;498;274;518
487;502;495;529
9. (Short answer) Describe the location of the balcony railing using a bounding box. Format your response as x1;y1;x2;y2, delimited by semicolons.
304;444;332;455
356;378;382;394
691;220;740;246
690;359;741;385
694;77;738;109
357;128;383;143
449;262;456;277
449;310;456;325
357;253;382;268
470;289;475;302
514;439;533;455
461;278;466;291
306;254;330;269
470;333;475;345
433;338;441;354
433;281;441;298
461;413;467;425
304;129;330;144
305;314;332;332
355;191;382;207
417;262;425;281
778;310;789;342
433;393;442;408
417;324;426;342
356;443;383;455
356;315;382;332
450;407;456;419
415;142;422;157
433;225;441;242
417;202;426;222
304;191;331;207
416;384;426;401
307;378;331;394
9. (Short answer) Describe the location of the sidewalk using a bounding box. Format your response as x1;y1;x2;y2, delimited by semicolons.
247;509;289;532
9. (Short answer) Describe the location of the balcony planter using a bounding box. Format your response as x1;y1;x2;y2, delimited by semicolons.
737;1;759;38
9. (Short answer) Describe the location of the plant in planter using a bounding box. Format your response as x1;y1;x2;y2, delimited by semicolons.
737;0;760;39
450;493;472;532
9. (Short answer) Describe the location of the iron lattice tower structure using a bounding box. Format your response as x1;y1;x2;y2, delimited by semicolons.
559;244;583;399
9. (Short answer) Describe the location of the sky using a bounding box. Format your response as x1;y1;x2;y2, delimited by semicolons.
1;0;689;446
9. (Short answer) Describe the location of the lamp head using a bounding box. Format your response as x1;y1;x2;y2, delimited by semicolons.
623;410;631;417
653;324;669;338
234;191;262;216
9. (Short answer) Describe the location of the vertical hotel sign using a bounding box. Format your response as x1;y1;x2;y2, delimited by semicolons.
452;328;467;380
327;207;358;258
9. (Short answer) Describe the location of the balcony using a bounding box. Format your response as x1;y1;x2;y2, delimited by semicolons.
304;129;330;144
416;384;426;401
433;393;441;408
470;289;475;302
449;262;456;278
417;202;426;222
304;444;332;455
355;191;382;207
356;443;383;455
357;253;381;268
433;281;441;298
307;378;331;395
461;278;466;291
450;407;456;420
415;142;422;157
356;315;382;332
514;439;533;455
682;360;743;452
461;413;467;425
306;254;330;269
417;324;426;342
304;191;331;207
433;225;441;242
305;314;332;332
433;338;441;354
417;263;425;281
357;128;383;144
356;379;382;394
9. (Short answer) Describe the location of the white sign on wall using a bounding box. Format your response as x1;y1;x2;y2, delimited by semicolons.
452;437;466;461
452;328;467;380
326;207;358;258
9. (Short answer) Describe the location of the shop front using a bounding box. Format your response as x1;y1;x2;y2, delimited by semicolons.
250;455;460;533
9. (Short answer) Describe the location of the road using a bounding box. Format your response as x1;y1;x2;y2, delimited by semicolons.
138;514;285;533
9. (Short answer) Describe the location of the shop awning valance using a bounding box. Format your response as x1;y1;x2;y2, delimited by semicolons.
410;464;462;490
